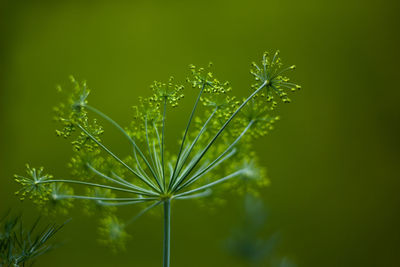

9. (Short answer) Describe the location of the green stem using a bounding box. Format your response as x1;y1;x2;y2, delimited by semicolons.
98;199;157;206
144;117;154;166
174;189;211;200
55;195;153;201
173;107;218;183
162;97;167;190
175;170;244;198
40;179;145;195
169;83;205;190
163;199;171;267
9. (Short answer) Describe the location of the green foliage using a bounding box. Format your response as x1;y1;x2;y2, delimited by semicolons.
14;51;300;265
0;213;65;267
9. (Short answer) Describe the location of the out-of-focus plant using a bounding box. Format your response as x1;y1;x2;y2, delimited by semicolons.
225;195;297;267
0;212;65;267
14;51;300;267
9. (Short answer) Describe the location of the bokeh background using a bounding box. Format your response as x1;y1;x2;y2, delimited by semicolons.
1;0;399;266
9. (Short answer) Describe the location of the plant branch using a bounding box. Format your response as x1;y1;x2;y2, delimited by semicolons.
172;107;218;183
97;198;157;206
54;195;153;201
145;117;163;190
173;189;212;200
162;97;167;190
174;170;244;198
39;179;143;195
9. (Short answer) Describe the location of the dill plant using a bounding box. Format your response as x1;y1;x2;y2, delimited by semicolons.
14;51;300;267
0;212;65;266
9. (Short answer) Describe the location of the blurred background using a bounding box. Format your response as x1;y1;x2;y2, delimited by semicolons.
1;0;399;266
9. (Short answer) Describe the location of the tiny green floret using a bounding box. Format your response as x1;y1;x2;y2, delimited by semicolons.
14;51;300;267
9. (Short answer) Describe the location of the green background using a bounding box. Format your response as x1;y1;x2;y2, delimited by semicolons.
1;0;399;266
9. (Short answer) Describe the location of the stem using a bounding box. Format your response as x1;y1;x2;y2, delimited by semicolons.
55;195;154;201
40;179;144;195
173;107;218;183
144;117;154;166
98;199;157;206
174;189;212;200
153;121;164;191
145;117;160;187
163;199;171;267
175;170;244;198
162;97;167;190
169;83;205;190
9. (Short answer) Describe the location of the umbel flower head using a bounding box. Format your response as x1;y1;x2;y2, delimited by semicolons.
14;164;53;204
150;76;184;108
251;50;301;105
14;51;300;267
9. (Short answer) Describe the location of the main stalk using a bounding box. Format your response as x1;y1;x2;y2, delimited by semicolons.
163;199;171;267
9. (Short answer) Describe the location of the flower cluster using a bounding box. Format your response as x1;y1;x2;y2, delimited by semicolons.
14;51;300;261
53;76;88;137
250;51;301;104
14;165;53;204
149;76;184;108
